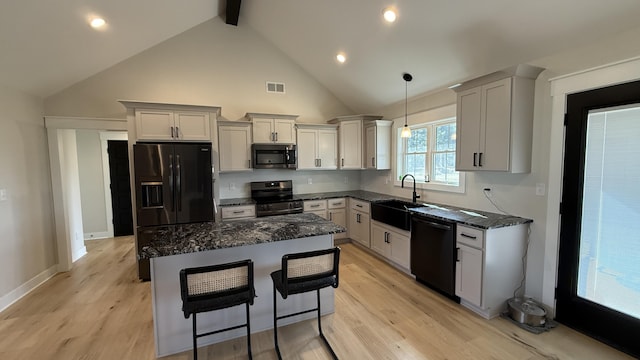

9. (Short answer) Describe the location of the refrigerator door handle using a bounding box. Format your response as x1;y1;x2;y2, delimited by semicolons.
169;154;174;211
176;154;182;211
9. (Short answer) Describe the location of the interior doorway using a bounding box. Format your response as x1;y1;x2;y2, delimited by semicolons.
107;140;133;236
556;79;640;357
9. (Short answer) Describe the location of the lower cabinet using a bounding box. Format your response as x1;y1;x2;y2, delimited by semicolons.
221;205;256;220
348;199;370;247
327;198;347;240
454;224;528;319
304;200;328;219
371;221;410;270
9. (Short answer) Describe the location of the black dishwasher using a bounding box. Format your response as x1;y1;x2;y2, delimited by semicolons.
410;215;459;301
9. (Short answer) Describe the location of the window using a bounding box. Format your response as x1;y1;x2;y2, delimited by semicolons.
395;116;464;193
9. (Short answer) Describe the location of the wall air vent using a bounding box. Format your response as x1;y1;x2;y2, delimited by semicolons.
266;81;285;94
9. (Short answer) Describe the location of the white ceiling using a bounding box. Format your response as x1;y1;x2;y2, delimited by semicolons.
2;0;640;113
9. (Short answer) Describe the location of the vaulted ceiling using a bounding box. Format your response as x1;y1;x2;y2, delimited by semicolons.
2;0;640;113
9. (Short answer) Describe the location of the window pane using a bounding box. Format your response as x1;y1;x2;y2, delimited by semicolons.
406;154;426;182
407;128;428;153
435;122;456;152
433;152;458;184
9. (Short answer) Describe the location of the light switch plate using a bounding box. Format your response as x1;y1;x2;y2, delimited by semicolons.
536;183;546;196
0;188;6;201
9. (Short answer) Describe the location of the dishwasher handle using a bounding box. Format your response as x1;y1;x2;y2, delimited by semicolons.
416;219;452;231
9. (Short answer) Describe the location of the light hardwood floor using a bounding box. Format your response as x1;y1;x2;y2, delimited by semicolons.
0;236;633;360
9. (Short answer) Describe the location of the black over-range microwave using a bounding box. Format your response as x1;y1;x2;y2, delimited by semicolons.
251;144;297;169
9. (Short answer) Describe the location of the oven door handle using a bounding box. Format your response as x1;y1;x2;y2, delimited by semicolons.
262;207;303;216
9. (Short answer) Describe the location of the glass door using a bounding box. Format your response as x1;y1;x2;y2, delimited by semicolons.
557;80;640;358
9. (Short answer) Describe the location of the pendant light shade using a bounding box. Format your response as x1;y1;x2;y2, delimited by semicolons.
401;72;413;138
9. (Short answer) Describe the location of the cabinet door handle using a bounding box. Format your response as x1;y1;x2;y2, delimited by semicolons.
175;126;179;139
460;233;477;240
341;158;344;167
372;157;375;167
329;212;333;221
318;158;321;167
275;132;278;141
233;210;245;214
456;247;460;262
384;232;389;243
248;159;251;168
170;126;174;138
310;204;320;208
356;213;360;223
356;204;363;208
478;152;483;167
473;152;477;166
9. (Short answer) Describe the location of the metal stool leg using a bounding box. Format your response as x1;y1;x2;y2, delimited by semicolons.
246;302;253;359
192;313;198;360
273;283;282;360
317;289;338;360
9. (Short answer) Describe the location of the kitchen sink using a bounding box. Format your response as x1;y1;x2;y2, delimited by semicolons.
371;199;423;231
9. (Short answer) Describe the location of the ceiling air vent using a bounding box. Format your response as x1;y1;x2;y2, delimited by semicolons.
266;81;285;94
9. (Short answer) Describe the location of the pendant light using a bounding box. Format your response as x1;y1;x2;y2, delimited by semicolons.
401;72;413;138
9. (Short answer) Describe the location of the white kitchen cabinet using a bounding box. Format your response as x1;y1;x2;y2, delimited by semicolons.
364;120;392;170
123;101;216;142
246;113;297;144
329;115;384;170
370;220;410;270
304;200;327;219
348;198;370;247
327;198;347;240
296;124;338;170
221;205;256;220
135;109;211;142
455;224;528;319
218;121;252;172
454;65;543;173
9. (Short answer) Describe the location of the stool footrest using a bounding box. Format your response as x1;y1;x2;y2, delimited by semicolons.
197;322;248;339
275;307;318;321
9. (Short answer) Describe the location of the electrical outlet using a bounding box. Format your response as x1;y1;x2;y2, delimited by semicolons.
536;183;546;196
307;178;313;185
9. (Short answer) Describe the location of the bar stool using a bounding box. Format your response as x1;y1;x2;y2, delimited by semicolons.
179;259;256;360
271;247;340;360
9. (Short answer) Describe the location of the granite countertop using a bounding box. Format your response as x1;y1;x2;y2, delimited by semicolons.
218;190;532;229
140;213;345;259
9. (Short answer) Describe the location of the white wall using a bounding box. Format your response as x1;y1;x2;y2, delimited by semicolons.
43;17;352;122
0;84;57;310
76;129;108;238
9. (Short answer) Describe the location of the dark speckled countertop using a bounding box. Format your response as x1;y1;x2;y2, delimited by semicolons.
219;190;531;229
140;213;345;259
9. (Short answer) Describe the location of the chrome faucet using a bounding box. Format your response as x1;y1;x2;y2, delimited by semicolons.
401;174;420;203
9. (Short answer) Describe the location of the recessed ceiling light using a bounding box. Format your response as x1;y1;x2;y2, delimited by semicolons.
336;53;346;64
383;7;397;23
90;17;106;29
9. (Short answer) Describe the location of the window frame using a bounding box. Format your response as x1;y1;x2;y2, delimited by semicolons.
393;105;465;194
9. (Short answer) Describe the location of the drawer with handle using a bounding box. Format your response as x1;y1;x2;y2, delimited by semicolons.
456;224;484;249
221;205;256;220
327;198;346;209
349;198;370;214
304;200;327;211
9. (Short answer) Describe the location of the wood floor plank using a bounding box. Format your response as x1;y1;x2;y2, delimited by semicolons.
0;237;634;360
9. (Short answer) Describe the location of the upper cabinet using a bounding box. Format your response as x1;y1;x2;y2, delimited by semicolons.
454;64;544;173
119;101;220;142
246;113;298;144
364;120;392;170
297;124;338;170
329;115;384;170
218;121;252;172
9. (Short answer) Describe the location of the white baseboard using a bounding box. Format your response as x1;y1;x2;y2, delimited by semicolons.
0;265;58;313
84;231;110;240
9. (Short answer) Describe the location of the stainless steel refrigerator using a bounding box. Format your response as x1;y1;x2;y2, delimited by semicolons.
133;142;214;280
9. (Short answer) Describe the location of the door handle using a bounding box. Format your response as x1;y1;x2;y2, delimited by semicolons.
318;158;321;167
275;132;278;142
356;213;361;223
478;152;483;167
176;155;182;211
473;152;477;166
248;159;251;168
170;126;174;138
175;126;179;139
372;157;375;167
460;233;477;239
169;154;174;211
456;247;460;262
341;158;344;167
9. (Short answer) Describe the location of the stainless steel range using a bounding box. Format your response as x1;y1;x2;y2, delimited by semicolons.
250;180;303;217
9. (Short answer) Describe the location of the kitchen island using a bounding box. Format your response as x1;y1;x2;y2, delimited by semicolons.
140;213;345;357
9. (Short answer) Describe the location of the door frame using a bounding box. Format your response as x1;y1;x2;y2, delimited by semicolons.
544;56;640;315
100;132;128;238
45;116;127;272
